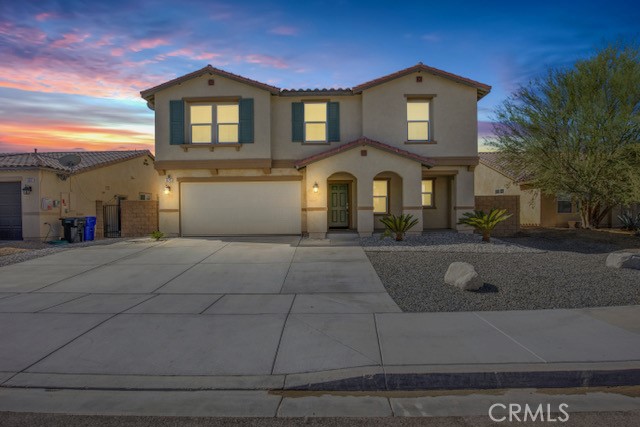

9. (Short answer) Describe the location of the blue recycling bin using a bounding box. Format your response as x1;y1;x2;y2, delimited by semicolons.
84;216;97;241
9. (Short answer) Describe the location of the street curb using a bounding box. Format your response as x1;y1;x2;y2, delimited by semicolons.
286;369;640;391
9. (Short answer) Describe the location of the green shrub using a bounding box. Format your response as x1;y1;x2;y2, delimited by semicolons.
617;212;640;231
380;214;419;241
151;230;165;241
457;209;512;243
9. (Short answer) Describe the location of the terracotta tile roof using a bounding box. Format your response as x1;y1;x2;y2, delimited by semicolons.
140;65;280;102
0;150;153;174
352;63;491;100
478;152;532;182
294;137;436;169
280;88;353;96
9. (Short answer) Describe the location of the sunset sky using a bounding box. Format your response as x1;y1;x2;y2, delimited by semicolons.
0;0;637;153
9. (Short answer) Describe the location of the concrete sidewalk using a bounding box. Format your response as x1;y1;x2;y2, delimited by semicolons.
0;237;639;394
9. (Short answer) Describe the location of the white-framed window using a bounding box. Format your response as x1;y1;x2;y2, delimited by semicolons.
189;103;239;144
139;192;151;201
422;179;435;207
373;179;389;214
407;99;430;141
557;193;573;213
495;188;505;194
304;102;327;143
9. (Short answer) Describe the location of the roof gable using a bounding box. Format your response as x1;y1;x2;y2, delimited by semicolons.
478;152;532;182
294;137;436;169
352;63;491;100
141;65;280;103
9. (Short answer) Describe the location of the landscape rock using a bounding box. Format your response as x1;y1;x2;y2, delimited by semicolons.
606;252;640;270
444;262;483;291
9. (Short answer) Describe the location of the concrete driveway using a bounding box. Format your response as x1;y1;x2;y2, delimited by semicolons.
1;236;639;393
0;236;402;384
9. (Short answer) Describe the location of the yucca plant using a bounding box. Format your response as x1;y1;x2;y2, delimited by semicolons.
457;209;512;243
380;214;419;241
617;212;640;231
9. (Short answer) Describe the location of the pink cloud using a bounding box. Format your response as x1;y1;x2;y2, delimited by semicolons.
51;33;91;48
111;48;125;57
244;54;289;69
35;12;55;22
163;48;221;61
269;26;298;36
129;38;170;52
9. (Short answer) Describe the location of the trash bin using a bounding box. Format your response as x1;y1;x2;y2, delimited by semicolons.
61;217;87;243
84;216;96;241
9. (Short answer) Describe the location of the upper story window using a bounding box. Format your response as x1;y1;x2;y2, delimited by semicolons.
407;99;431;142
304;102;327;143
189;103;239;144
292;101;340;144
169;98;253;146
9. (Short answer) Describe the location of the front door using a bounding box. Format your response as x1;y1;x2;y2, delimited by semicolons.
329;184;349;228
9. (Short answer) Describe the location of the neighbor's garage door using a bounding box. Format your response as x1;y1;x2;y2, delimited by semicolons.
180;181;301;236
0;182;22;240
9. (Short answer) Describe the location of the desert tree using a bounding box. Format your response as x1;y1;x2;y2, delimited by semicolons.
490;44;640;228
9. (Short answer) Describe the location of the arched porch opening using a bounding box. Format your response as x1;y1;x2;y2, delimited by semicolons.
327;172;357;230
373;171;403;231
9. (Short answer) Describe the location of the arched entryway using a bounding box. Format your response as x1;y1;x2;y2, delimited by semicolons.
373;171;403;231
327;172;357;230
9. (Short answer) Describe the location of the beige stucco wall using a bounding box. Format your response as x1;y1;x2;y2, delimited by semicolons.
271;95;362;160
153;73;272;162
422;176;451;229
474;163;541;226
304;146;424;238
540;194;581;227
361;72;478;157
1;155;157;240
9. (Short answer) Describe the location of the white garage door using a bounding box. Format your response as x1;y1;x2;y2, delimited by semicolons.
181;181;301;236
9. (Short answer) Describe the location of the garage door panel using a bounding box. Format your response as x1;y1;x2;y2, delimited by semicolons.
0;182;22;240
181;182;301;236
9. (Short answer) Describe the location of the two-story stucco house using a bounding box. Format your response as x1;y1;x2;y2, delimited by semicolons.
140;63;491;238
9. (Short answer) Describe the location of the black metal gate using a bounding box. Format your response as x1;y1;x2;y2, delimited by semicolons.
103;204;121;237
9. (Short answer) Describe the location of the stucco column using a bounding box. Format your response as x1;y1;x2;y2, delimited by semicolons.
402;164;424;235
305;165;328;239
159;174;180;237
453;168;475;233
356;176;374;237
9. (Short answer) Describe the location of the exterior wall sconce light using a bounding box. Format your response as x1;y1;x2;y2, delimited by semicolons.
22;185;32;195
164;185;171;195
313;182;319;193
165;175;173;184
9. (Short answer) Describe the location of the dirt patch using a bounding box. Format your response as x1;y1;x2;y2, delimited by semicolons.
0;247;28;256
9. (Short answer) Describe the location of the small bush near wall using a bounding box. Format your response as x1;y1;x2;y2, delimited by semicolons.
475;196;520;237
121;200;159;238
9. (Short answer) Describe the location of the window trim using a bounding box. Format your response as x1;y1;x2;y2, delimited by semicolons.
303;101;328;144
421;178;436;209
405;97;434;144
373;179;390;215
187;101;240;144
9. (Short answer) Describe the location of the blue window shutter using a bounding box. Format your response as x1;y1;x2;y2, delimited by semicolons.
238;98;254;143
291;102;304;142
327;102;340;142
169;100;185;145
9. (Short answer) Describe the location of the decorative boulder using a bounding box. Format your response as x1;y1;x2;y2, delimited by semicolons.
606;252;640;270
444;262;483;291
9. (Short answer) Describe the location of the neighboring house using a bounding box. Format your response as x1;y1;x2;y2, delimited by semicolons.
475;152;582;227
0;150;157;240
141;63;491;238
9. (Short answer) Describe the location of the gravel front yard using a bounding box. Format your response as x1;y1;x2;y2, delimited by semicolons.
0;238;129;267
366;231;640;312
